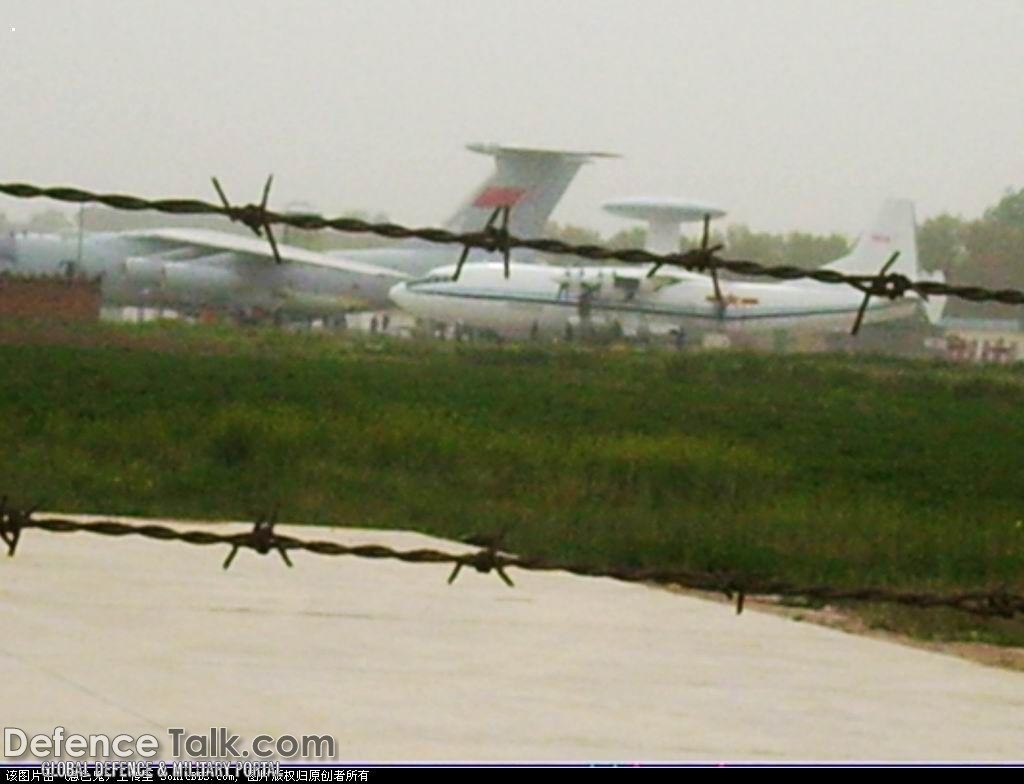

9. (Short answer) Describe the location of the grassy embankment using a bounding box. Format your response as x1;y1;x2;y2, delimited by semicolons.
2;318;1024;645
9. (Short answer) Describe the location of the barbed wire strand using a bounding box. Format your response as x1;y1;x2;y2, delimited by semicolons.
2;180;1023;308
2;508;1021;620
1;182;1017;620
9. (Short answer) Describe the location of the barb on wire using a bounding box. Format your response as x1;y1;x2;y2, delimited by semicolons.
448;527;515;587
223;508;292;569
4;179;1024;308
451;205;512;281
4;506;1024;621
0;497;35;557
453;206;498;281
850;251;903;336
496;205;512;279
211;175;283;264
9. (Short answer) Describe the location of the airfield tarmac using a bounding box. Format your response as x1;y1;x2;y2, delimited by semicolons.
3;514;1024;762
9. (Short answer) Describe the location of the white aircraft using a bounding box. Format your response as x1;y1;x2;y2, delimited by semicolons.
0;145;611;321
388;198;946;338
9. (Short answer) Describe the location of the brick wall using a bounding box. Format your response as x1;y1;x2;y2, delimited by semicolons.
0;274;102;321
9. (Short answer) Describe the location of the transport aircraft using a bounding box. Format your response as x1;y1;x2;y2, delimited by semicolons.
0;144;611;321
388;198;947;338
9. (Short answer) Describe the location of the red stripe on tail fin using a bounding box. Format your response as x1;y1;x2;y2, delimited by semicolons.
474;187;527;208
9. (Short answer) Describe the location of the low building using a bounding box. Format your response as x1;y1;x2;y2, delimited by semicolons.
0;273;102;322
937;317;1024;364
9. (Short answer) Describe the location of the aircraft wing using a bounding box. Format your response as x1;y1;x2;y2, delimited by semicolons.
127;228;410;280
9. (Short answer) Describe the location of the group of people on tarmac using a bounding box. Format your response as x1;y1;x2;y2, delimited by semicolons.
368;313;391;334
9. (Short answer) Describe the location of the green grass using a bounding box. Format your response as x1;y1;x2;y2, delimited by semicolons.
3;318;1024;645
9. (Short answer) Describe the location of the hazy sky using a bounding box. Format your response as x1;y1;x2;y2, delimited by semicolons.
2;0;1023;237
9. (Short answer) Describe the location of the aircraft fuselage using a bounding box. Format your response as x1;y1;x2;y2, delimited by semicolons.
389;262;922;337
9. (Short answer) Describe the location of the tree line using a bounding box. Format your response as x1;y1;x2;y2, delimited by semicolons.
543;221;852;271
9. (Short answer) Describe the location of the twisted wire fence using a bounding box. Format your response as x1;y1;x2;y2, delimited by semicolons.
4;178;1024;307
2;506;1022;620
2;177;1022;622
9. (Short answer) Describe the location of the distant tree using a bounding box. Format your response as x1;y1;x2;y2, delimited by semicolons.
917;213;968;274
722;225;787;267
902;188;1024;318
606;226;646;250
941;215;1024;319
984;187;1024;230
542;222;605;264
720;225;850;269
961;218;1024;286
783;231;851;268
545;221;603;247
539;219;853;269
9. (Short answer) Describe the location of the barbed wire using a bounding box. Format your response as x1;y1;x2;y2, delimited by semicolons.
2;505;1021;620
3;178;1022;624
3;179;1024;309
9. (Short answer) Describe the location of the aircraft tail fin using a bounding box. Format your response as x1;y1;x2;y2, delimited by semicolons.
824;198;945;323
824;198;919;280
445;144;617;239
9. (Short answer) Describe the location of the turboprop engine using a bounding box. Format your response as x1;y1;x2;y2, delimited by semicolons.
118;245;220;289
271;287;367;317
161;257;245;303
120;256;166;288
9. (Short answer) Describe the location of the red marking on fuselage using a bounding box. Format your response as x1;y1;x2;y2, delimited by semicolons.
474;187;527;208
871;234;892;243
705;294;760;306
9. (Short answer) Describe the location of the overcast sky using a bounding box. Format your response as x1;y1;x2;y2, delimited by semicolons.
2;0;1022;237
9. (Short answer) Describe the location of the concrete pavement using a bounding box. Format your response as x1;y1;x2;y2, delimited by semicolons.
3;514;1023;762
